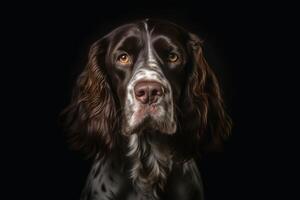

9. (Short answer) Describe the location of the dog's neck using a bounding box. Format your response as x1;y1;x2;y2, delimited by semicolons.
127;131;174;199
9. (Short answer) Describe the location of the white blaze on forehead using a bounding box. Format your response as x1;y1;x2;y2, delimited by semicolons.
144;22;156;63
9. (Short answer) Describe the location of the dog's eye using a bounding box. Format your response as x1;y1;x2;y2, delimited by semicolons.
117;53;131;64
167;53;179;63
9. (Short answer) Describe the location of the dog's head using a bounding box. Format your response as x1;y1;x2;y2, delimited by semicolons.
62;19;232;158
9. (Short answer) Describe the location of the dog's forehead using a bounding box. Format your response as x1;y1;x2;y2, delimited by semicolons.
107;20;188;44
146;20;188;39
107;24;141;47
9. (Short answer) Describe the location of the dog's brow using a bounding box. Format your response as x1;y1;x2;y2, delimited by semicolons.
111;28;141;52
152;35;173;45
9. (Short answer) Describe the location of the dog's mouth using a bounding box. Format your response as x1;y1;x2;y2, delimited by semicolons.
123;104;176;136
134;104;162;120
129;114;161;134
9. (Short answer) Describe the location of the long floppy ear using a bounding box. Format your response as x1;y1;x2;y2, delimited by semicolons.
182;33;232;153
61;38;118;158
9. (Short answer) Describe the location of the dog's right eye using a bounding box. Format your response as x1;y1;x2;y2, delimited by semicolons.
117;53;131;65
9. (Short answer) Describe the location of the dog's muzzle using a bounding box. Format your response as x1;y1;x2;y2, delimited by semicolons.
123;68;176;135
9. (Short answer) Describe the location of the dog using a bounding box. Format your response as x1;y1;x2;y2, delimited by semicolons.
63;19;232;200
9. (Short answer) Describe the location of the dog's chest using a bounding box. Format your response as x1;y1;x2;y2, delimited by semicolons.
80;155;204;200
80;155;146;200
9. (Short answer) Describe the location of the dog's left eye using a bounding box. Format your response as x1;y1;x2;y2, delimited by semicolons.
117;53;131;65
167;53;179;63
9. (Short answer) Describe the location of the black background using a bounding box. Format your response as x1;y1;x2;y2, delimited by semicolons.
4;1;293;200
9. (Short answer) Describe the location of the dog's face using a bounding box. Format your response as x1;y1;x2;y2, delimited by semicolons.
103;21;191;135
63;19;231;157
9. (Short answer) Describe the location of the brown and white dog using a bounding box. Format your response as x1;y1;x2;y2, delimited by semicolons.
63;19;232;200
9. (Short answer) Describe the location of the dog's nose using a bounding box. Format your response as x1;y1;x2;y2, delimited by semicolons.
134;81;164;104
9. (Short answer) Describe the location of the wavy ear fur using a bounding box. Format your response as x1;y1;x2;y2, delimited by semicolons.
62;38;118;158
180;33;232;154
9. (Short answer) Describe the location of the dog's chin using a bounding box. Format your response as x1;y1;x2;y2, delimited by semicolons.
123;113;176;136
130;115;160;134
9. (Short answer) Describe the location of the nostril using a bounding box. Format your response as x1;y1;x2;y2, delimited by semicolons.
136;90;145;97
150;86;163;97
151;89;158;96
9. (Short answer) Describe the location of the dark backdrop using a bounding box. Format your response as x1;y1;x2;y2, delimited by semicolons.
4;1;290;200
